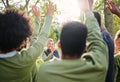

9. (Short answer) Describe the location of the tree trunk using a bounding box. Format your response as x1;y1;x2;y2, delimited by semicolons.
6;0;10;7
104;0;114;37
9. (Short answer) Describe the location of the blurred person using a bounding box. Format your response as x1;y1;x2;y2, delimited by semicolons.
42;38;59;61
0;0;54;82
114;30;120;82
93;12;114;82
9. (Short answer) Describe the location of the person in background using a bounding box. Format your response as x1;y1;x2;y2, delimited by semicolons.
113;30;120;82
93;12;114;82
42;38;60;62
0;0;54;82
37;0;108;82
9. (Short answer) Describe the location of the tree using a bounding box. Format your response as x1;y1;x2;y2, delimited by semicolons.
104;0;114;37
0;0;59;42
94;0;117;37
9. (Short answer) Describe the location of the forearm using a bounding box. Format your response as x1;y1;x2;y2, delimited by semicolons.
83;11;108;67
26;16;52;61
31;18;41;44
37;16;52;45
34;18;41;34
85;12;101;41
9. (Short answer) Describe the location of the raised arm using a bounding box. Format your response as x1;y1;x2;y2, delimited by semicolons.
22;0;54;61
31;5;41;41
80;0;108;69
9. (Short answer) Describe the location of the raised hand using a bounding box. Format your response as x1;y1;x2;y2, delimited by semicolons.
78;0;91;13
106;1;120;15
46;0;54;16
32;5;41;18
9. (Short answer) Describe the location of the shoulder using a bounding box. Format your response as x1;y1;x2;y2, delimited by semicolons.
40;60;58;70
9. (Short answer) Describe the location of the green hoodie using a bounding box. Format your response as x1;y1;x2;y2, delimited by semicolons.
37;12;108;82
0;16;52;82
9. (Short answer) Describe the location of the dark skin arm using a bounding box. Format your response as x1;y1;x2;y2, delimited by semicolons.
106;0;120;18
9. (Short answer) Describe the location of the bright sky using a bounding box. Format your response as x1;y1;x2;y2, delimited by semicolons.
52;0;97;23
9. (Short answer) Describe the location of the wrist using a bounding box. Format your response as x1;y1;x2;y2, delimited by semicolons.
46;13;53;16
115;11;120;17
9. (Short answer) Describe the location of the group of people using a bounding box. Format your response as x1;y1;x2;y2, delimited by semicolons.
0;0;120;82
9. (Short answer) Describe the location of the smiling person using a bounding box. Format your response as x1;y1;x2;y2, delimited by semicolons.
42;38;60;62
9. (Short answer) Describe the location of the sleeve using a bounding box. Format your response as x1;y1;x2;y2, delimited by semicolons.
114;55;120;82
20;16;53;62
31;18;41;44
42;52;53;62
82;12;108;70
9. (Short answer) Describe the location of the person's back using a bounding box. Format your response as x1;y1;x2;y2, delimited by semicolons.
37;0;108;82
0;9;33;82
0;1;54;82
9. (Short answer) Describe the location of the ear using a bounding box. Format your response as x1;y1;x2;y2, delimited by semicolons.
57;41;61;48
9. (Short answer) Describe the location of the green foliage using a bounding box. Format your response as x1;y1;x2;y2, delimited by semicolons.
49;27;59;42
113;0;120;35
113;0;120;5
0;0;60;42
94;0;120;37
94;0;104;23
113;15;120;34
38;0;59;42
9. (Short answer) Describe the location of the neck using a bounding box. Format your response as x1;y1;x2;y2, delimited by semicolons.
0;49;16;54
114;46;120;54
62;54;80;60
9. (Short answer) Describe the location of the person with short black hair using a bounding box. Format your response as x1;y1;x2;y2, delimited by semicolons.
37;0;108;82
60;22;87;58
0;0;54;82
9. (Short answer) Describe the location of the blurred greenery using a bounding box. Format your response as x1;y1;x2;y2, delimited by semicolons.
0;0;60;42
94;0;120;37
0;0;120;40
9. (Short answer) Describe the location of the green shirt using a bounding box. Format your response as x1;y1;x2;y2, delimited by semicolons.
0;16;52;82
114;54;120;82
37;12;108;82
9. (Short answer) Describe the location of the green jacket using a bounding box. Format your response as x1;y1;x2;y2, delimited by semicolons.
114;54;120;82
0;16;52;82
37;12;108;82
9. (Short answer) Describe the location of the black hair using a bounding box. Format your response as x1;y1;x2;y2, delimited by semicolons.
93;12;101;27
60;21;88;57
0;9;32;53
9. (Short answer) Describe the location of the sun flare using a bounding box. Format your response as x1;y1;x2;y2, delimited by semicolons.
52;0;97;23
